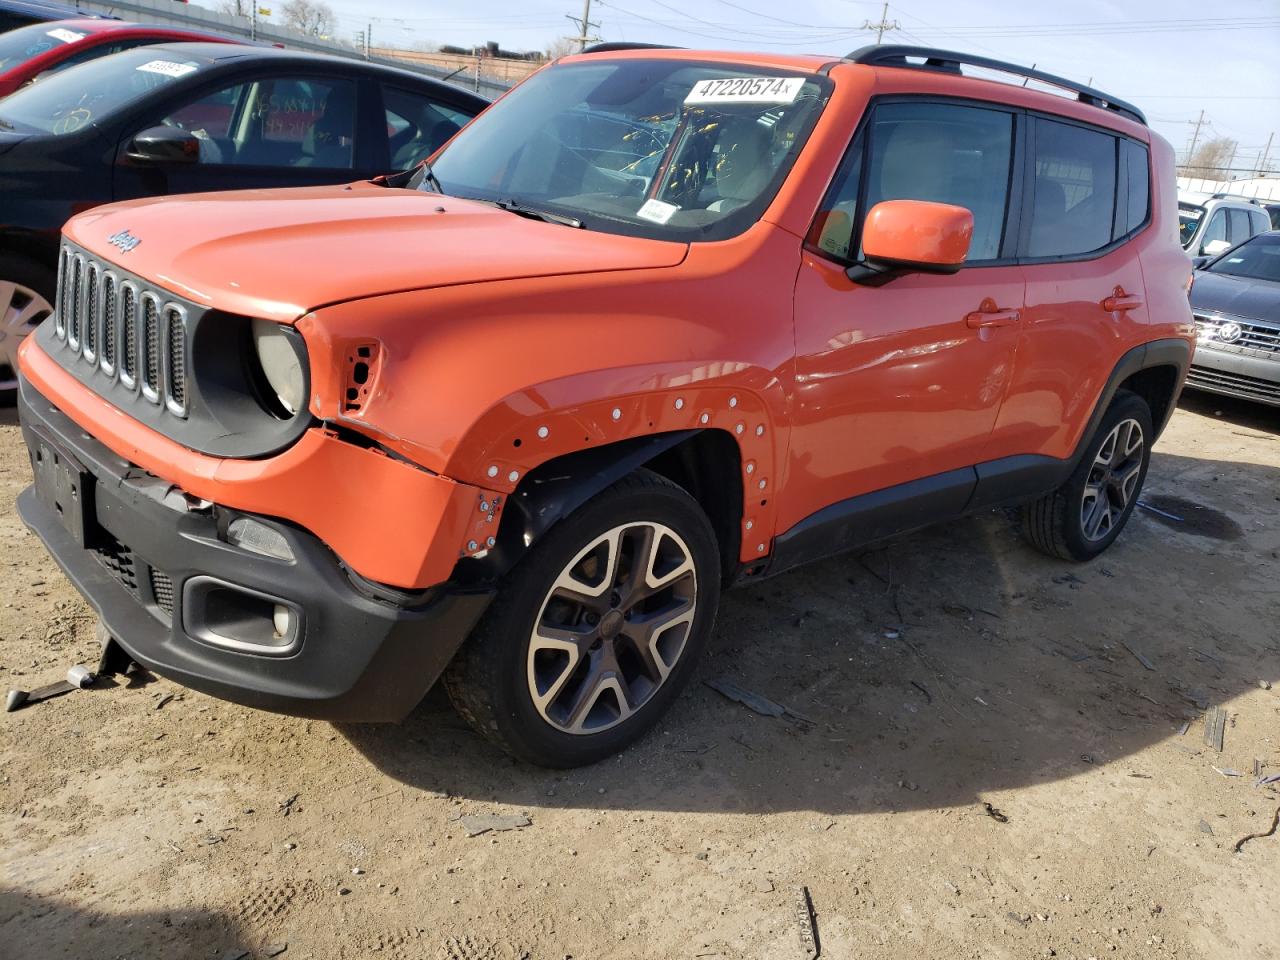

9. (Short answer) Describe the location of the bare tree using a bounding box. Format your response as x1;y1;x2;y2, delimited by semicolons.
217;0;251;15
544;37;577;60
281;0;335;37
1180;136;1238;180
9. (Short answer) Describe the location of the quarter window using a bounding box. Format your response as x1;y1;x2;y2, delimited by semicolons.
809;100;1014;263
1026;118;1117;258
383;87;474;171
1119;139;1149;237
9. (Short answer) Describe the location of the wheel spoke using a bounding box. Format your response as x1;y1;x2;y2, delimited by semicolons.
562;653;632;734
550;527;622;609
1115;460;1142;505
614;524;657;606
625;596;695;682
1085;494;1112;539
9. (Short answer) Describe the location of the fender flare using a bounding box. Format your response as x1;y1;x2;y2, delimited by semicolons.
453;429;700;584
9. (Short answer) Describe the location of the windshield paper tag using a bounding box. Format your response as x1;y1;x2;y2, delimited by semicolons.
637;198;680;225
47;28;86;43
136;60;198;78
685;77;804;105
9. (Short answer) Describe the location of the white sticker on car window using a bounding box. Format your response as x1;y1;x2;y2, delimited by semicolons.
136;60;198;78
46;28;86;44
684;77;804;105
637;198;680;224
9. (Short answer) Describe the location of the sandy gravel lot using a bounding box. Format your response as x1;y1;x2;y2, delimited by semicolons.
1;390;1277;960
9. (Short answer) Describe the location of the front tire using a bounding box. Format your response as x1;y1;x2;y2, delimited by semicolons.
1022;389;1153;561
443;469;721;767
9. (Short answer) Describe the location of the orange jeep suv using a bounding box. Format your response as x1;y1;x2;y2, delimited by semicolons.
16;45;1194;766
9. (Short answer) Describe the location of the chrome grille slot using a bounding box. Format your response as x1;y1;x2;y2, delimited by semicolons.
67;255;82;349
100;273;117;374
164;305;188;415
141;292;161;402
52;243;191;418
83;262;99;362
120;281;138;388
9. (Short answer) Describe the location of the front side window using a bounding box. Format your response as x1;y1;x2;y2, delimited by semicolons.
1026;118;1117;258
426;59;831;241
156;75;356;168
384;86;475;171
0;48;210;135
1199;210;1227;253
809;100;1014;264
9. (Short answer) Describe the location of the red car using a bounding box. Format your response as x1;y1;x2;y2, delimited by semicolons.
0;18;233;96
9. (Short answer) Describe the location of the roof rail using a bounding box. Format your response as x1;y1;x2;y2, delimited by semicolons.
581;42;683;54
845;44;1146;126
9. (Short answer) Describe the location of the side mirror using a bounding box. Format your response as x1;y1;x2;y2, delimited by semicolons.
124;125;201;166
1190;255;1210;270
1201;239;1231;258
848;199;974;284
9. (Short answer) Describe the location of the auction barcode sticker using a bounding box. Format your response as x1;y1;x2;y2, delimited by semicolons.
136;60;199;78
685;77;804;105
46;28;86;44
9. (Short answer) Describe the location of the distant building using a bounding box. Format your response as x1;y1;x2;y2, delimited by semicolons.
1178;176;1280;202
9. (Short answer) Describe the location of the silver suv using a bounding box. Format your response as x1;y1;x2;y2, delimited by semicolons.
1180;190;1272;261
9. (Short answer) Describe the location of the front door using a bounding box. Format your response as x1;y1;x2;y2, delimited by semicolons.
785;99;1024;535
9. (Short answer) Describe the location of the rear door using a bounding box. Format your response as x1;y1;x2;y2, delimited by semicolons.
987;116;1150;464
113;67;381;201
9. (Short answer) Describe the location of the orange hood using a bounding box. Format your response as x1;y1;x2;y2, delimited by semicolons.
63;183;689;323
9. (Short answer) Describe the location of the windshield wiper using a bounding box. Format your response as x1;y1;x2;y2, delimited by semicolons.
417;161;444;194
488;198;584;229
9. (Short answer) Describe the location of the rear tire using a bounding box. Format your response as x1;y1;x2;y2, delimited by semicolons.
443;468;721;767
0;252;56;405
1022;389;1153;561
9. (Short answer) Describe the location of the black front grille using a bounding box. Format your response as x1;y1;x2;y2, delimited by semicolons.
92;535;138;593
150;568;175;616
52;244;188;417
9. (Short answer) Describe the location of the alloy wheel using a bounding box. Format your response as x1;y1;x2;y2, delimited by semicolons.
1080;417;1145;542
0;280;53;391
527;521;698;735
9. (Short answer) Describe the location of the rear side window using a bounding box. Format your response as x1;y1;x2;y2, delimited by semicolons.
1026;118;1117;258
1119;139;1149;237
1251;209;1272;234
809;100;1015;263
1227;208;1259;243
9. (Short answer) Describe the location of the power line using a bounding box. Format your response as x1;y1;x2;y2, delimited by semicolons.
565;0;600;52
862;2;900;44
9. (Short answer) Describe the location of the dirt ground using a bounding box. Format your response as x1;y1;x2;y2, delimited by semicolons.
1;389;1277;960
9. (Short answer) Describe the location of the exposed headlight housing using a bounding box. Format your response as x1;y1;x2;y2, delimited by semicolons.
252;319;306;417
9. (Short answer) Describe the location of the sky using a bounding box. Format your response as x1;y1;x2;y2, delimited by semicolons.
321;0;1280;173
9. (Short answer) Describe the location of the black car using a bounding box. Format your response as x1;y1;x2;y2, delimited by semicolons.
1187;231;1280;407
0;0;112;32
0;42;487;395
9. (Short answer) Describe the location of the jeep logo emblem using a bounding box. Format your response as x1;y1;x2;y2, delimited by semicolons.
106;229;141;253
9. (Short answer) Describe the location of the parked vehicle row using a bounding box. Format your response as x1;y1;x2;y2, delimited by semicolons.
0;37;488;395
13;42;1198;766
1179;189;1272;261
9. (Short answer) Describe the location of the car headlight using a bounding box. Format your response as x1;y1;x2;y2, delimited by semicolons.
252;319;305;416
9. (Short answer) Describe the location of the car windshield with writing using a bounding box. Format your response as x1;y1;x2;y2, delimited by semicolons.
0;46;208;135
1178;201;1204;247
0;21;91;71
425;59;831;241
1205;232;1280;282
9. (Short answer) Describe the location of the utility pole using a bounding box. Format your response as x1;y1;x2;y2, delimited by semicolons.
862;2;900;44
565;0;600;52
250;3;256;42
1185;109;1206;168
1259;131;1274;177
364;22;371;60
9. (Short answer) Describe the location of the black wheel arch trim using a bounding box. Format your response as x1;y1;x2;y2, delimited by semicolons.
452;430;701;585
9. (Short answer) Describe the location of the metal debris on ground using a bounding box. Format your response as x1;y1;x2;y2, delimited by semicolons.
1121;640;1155;671
1204;707;1227;752
793;885;819;959
704;677;785;718
1211;767;1242;778
1136;500;1183;522
263;946;288;958
1197;819;1214;835
909;681;933;704
1256;772;1280;788
1233;806;1280;854
5;664;97;712
1253;759;1263;778
1178;722;1190;736
460;813;531;837
982;802;1009;824
1261;680;1273;691
218;950;250;960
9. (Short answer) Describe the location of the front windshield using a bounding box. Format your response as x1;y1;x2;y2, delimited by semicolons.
1178;202;1204;248
0;47;207;135
426;59;831;241
1206;233;1280;281
0;22;89;72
